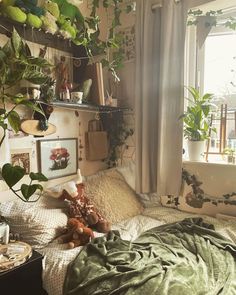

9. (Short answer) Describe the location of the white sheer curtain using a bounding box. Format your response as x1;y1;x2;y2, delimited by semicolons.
135;0;214;195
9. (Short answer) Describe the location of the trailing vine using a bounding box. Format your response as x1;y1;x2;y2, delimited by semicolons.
0;0;134;81
87;0;134;81
182;169;236;208
101;112;134;168
165;169;236;208
187;8;236;30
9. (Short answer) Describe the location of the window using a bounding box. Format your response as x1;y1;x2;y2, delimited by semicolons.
184;7;236;164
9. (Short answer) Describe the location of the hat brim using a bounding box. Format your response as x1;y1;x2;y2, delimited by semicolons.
21;120;57;136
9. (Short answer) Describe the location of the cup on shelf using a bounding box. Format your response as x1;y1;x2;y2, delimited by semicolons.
71;92;83;104
111;99;118;107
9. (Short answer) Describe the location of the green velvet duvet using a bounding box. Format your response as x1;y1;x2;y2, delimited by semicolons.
63;218;236;295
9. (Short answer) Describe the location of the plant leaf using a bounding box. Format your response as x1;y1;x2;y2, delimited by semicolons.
21;184;43;200
29;172;48;182
11;28;23;58
0;108;6;115
19;101;45;116
7;111;21;133
2;164;25;188
23;71;48;85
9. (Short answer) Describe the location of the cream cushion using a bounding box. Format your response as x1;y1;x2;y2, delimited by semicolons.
84;169;144;224
0;196;68;248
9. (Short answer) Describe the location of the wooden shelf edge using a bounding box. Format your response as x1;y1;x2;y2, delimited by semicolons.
0;16;85;55
38;100;131;113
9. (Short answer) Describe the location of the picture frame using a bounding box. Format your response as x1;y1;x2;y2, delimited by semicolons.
11;149;31;174
37;138;78;180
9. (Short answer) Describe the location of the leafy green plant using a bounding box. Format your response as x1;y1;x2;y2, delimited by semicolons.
1;164;48;202
0;28;51;146
83;0;133;81
101;112;134;167
0;28;50;201
180;87;216;141
223;147;235;157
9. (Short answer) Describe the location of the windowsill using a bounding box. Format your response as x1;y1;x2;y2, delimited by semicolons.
183;160;236;168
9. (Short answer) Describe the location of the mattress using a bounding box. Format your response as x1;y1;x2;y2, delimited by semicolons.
38;206;236;295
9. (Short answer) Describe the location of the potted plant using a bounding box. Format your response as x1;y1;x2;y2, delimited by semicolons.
180;87;216;161
0;28;49;201
223;147;235;164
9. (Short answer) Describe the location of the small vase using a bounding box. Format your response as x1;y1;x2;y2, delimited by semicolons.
188;140;205;162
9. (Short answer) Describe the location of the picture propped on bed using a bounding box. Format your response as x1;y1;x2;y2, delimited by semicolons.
178;169;236;217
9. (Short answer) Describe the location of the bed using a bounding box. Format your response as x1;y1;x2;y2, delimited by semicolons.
1;168;236;295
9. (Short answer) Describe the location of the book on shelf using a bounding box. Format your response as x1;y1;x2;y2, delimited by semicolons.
85;62;105;106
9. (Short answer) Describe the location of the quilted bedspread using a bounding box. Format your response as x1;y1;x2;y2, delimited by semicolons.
63;218;236;295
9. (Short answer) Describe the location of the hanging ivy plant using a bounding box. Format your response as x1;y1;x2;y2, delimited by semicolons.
0;28;49;201
86;0;134;81
101;112;134;168
187;8;236;30
0;0;134;81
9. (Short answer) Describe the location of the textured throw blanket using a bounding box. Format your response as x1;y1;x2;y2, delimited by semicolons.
63;218;236;295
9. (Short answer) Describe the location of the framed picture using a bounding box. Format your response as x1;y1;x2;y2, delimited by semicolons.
37;138;78;180
11;149;31;174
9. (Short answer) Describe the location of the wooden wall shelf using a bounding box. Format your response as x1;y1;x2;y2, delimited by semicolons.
51;101;130;113
0;16;86;56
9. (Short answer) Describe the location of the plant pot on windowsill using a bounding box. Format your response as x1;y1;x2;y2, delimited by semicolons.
188;140;205;162
227;155;235;164
223;148;236;164
179;87;217;162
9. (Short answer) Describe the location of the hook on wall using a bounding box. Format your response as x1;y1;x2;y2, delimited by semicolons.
95;112;100;120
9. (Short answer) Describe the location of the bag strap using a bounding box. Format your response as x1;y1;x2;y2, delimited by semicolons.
88;119;103;132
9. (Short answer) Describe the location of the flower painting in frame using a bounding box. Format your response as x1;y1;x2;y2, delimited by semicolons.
37;138;78;179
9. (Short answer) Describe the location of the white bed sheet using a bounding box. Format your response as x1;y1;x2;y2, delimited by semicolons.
38;206;236;295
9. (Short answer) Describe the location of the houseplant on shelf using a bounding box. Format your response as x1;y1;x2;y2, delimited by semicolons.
0;28;49;201
180;87;216;161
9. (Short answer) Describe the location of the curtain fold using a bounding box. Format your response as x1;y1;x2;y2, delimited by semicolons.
135;0;189;195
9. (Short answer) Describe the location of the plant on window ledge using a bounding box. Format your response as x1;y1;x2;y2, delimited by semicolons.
223;147;236;164
0;28;49;201
180;87;216;141
179;87;217;161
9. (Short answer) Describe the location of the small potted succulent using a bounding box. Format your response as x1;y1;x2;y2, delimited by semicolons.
223;147;236;164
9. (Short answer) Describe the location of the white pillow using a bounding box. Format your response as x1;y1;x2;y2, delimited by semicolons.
0;197;68;248
116;161;135;190
117;162;161;207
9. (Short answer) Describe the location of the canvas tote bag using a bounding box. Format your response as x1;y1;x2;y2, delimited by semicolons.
85;119;109;161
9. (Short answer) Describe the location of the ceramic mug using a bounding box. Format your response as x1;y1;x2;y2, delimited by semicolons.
71;92;83;104
32;88;41;100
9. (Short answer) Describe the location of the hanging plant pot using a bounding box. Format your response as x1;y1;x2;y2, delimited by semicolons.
188;140;205;162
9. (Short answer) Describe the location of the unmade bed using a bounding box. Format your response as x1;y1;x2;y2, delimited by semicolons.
38;206;236;295
1;168;236;295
